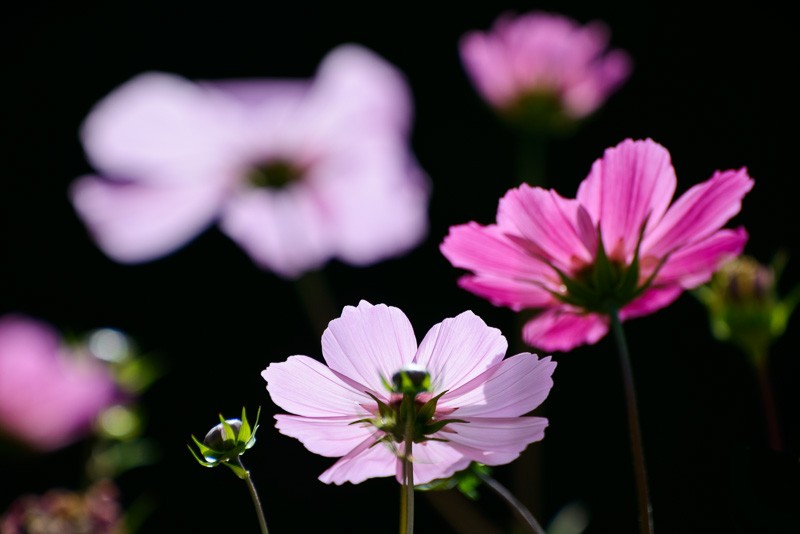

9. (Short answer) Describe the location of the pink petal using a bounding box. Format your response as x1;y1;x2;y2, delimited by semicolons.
81;72;237;184
445;417;548;465
642;168;753;259
576;139;677;262
440;353;556;418
441;222;559;282
618;286;683;321
457;275;556;311
497;185;597;272
321;302;417;394
218;185;332;279
311;139;429;267
522;309;609;352
304;44;413;143
262;356;374;418
274;415;377;458
459;30;517;107
394;440;472;485
651;227;749;289
413;311;508;393
70;175;225;264
318;436;397;485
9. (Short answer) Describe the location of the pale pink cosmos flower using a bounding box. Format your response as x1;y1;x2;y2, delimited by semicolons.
262;301;556;485
0;315;118;452
460;11;631;120
71;44;429;278
441;139;754;352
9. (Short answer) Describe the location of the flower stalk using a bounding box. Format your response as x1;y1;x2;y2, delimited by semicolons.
476;470;545;534
237;457;270;534
609;309;653;534
400;392;416;534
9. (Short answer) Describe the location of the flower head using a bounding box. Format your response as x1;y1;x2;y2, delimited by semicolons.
441;138;754;352
71;44;430;278
188;407;260;479
262;301;556;485
695;255;800;361
460;11;631;128
0;315;119;451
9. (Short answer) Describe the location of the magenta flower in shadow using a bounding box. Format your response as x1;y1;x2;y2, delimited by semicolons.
262;301;556;485
0;315;118;452
441;138;754;352
460;11;631;123
71;44;429;278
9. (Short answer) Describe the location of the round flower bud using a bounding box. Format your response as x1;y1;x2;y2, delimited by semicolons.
202;419;243;460
391;364;430;395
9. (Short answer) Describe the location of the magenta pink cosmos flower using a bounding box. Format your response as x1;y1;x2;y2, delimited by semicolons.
71;44;429;278
0;315;118;451
441;138;754;352
460;11;631;122
262;301;556;485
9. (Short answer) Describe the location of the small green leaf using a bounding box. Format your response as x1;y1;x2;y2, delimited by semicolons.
223;461;248;479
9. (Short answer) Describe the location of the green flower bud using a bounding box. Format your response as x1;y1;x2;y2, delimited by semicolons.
391;364;431;396
188;407;260;478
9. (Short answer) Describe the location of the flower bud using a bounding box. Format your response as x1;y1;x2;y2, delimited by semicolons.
202;419;244;460
391;364;430;396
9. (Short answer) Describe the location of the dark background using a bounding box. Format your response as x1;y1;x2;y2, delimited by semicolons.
1;2;798;533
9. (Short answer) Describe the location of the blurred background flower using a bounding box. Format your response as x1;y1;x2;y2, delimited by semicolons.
70;44;430;278
0;315;119;452
460;11;631;132
0;480;126;534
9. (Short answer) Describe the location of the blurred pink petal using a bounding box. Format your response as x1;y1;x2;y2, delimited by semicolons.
72;45;429;277
0;315;117;452
460;11;631;119
442;139;753;351
263;302;555;485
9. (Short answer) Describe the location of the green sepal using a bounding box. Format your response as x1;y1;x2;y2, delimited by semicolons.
422;418;468;436
222;461;248;480
416;391;447;424
220;416;236;444
591;225;618;295
188;444;217;468
365;391;394;419
190;434;225;462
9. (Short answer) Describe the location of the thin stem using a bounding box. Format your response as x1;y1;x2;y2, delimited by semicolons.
399;394;415;534
754;350;783;451
237;457;270;534
516;130;546;188
294;270;338;338
609;309;653;534
477;471;545;534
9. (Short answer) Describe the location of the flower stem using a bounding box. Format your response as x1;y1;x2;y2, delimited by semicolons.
477;471;545;534
294;270;338;338
754;350;783;451
399;394;415;534
609;309;653;534
516;131;546;188
237;457;270;534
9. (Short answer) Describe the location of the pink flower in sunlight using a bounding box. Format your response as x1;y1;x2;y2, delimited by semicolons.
262;301;555;485
0;315;118;451
460;11;631;122
71;44;429;278
441;139;754;352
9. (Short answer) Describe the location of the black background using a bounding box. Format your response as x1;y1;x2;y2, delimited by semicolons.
1;2;798;533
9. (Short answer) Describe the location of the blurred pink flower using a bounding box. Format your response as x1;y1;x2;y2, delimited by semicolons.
71;45;429;278
460;11;631;120
262;301;555;485
0;315;118;452
441;139;753;352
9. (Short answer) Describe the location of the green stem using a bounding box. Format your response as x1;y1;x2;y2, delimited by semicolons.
477;471;545;534
399;394;415;534
516;131;547;188
237;457;270;534
294;270;338;338
754;350;783;451
609;309;653;534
